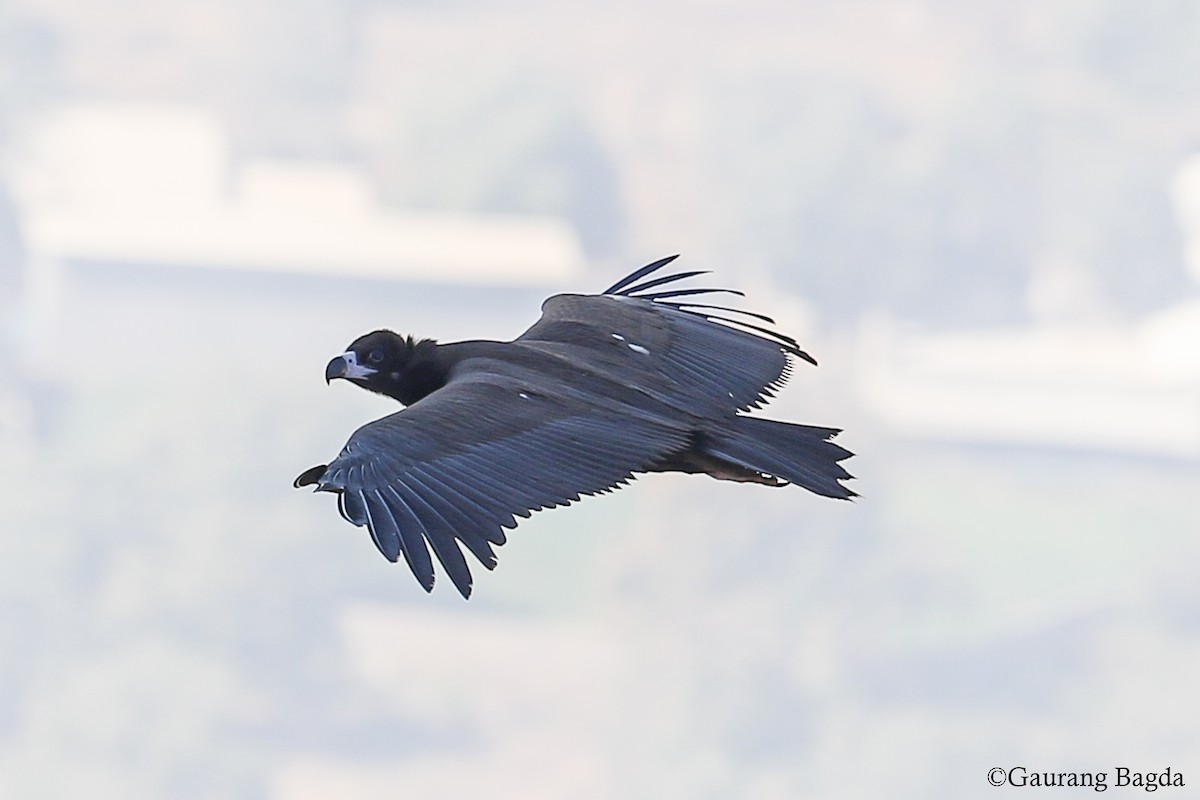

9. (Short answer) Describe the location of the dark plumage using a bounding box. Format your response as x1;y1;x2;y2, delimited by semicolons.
296;256;855;597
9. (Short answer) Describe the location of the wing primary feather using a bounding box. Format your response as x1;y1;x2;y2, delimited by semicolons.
418;474;508;545
660;301;777;324
370;488;437;592
406;464;504;542
614;270;709;296
384;486;475;598
361;491;402;563
399;471;500;569
339;491;367;526
432;459;527;526
702;317;818;364
602;255;681;295
294;464;327;488
702;314;800;348
634;287;746;301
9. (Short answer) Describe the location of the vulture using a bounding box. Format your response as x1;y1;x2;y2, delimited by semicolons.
295;256;854;597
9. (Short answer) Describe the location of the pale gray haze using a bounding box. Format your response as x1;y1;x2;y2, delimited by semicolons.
1;1;1198;797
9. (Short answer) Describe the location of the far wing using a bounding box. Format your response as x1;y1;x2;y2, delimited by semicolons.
308;372;690;598
517;256;815;414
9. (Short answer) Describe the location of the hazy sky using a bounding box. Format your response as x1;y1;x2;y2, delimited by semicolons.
2;2;1199;799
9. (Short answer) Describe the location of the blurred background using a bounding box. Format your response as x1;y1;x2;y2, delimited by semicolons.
2;0;1199;797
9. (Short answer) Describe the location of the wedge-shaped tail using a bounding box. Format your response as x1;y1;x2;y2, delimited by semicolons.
704;416;856;499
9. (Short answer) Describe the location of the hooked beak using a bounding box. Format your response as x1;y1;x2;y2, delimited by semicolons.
325;351;376;384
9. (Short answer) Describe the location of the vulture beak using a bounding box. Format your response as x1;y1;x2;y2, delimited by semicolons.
325;356;348;384
326;352;376;384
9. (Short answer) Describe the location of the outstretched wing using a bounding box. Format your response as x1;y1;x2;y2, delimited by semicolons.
517;255;814;415
304;371;690;598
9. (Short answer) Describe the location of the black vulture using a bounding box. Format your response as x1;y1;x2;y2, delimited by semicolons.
295;256;854;597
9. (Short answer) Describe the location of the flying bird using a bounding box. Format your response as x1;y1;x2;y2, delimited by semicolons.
295;256;854;597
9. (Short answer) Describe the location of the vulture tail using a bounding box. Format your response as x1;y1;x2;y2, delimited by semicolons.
704;416;856;499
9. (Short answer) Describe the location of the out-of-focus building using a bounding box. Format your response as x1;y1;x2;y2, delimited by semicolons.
854;153;1200;460
855;315;1200;458
6;103;585;307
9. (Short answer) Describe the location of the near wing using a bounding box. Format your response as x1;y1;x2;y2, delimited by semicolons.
517;255;815;415
309;373;690;598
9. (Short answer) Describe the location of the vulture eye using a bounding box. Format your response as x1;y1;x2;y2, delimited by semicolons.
368;349;385;364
